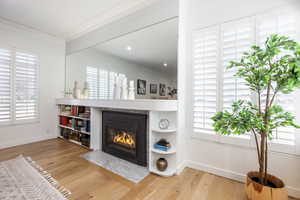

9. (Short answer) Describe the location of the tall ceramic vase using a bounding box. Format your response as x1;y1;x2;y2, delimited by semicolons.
73;81;81;99
121;77;128;100
128;80;135;100
113;75;121;100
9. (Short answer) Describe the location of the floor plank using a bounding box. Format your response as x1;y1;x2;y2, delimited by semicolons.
0;138;297;200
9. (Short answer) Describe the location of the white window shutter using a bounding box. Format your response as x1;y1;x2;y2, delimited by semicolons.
257;9;297;145
15;51;39;121
99;69;109;99
0;48;12;123
86;66;99;99
109;72;117;100
192;26;219;135
221;18;254;111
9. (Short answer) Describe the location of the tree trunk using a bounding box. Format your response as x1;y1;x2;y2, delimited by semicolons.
259;134;266;184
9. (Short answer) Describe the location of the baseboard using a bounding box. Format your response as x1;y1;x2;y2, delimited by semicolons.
186;160;300;199
176;160;187;175
0;135;56;149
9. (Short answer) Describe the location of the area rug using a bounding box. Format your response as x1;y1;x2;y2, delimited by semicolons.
81;150;149;183
0;155;71;200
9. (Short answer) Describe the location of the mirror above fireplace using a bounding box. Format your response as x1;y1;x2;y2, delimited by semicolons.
65;17;178;100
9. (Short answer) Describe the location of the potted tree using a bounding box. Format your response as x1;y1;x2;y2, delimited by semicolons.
212;34;300;200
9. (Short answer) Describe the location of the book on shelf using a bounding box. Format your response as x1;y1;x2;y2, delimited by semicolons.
154;144;170;152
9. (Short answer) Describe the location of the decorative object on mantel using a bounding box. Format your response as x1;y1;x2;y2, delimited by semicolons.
113;75;120;100
159;118;170;130
211;35;300;200
121;77;128;100
137;79;146;95
128;80;135;100
168;86;177;99
156;158;168;172
73;81;81;99
81;81;89;99
159;83;166;96
150;83;158;94
154;139;171;151
0;155;71;200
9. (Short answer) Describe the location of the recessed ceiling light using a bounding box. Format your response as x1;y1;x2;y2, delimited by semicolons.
126;46;132;51
163;63;168;67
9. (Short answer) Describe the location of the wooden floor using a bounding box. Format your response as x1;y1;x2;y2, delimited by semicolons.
0;139;297;200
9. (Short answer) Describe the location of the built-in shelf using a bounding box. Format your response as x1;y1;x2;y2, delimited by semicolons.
151;147;176;155
59;114;90;121
58;125;90;135
152;128;177;134
151;167;176;177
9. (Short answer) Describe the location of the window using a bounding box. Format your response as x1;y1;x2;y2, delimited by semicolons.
0;47;39;125
0;48;12;123
192;8;299;149
86;66;126;100
192;27;218;135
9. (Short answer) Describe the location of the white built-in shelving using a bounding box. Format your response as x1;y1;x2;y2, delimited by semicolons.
149;110;177;177
57;99;178;177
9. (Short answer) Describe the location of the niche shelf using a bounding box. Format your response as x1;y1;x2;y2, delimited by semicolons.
149;110;177;177
58;105;91;149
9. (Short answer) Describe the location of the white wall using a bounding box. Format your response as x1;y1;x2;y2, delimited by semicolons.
0;19;65;148
66;48;176;99
179;0;300;197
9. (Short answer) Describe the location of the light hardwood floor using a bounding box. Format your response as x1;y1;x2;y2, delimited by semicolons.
0;138;297;200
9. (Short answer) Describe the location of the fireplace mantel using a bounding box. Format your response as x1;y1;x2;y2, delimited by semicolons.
56;98;177;111
56;98;178;177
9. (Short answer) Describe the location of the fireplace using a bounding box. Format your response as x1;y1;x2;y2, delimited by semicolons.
102;111;147;166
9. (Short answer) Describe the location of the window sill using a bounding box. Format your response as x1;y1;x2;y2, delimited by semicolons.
192;132;299;156
0;119;40;127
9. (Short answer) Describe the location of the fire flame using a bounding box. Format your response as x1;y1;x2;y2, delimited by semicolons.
113;131;136;149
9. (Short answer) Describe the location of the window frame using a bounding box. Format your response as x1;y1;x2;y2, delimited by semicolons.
190;8;300;155
0;45;39;126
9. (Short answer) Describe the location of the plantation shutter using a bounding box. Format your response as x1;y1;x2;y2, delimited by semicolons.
0;48;12;123
15;51;39;121
109;72;116;100
192;26;219;135
221;18;254;110
86;66;98;99
98;69;109;99
257;9;297;145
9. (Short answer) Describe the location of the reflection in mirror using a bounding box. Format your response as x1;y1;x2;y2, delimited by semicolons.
66;18;178;100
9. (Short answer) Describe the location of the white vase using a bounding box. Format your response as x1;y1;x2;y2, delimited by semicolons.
73;81;81;99
82;81;89;99
113;75;121;100
128;80;135;100
121;77;128;100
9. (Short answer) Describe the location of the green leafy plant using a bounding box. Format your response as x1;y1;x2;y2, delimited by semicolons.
212;34;300;185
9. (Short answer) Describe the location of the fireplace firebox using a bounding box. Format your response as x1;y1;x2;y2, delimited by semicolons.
102;111;147;166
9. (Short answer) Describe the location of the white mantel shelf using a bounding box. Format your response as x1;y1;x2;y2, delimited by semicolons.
56;98;178;111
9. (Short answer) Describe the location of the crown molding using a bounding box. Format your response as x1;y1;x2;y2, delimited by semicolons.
65;0;160;42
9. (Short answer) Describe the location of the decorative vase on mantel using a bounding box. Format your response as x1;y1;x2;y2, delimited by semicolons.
121;77;128;100
128;80;135;100
82;81;89;99
73;81;81;99
113;75;121;100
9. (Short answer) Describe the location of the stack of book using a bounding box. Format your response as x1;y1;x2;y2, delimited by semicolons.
154;139;171;152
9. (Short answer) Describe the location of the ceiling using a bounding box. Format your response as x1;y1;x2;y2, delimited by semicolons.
94;18;178;73
0;0;158;40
